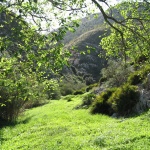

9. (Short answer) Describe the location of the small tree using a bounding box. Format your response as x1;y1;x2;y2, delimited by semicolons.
0;56;44;122
101;60;132;87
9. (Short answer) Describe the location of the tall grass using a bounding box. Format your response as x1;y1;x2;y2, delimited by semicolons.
0;95;150;150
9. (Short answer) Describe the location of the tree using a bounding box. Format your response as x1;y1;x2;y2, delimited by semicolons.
101;1;150;63
1;1;149;62
0;0;150;121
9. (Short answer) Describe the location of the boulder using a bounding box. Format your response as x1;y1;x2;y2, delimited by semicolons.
133;89;150;114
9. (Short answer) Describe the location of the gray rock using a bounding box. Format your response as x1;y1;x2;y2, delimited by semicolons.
133;89;150;113
111;113;119;118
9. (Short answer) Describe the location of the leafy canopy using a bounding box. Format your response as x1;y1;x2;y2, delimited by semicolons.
0;0;150;117
1;1;149;62
101;1;150;63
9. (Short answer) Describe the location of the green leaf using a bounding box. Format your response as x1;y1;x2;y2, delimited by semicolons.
68;27;76;33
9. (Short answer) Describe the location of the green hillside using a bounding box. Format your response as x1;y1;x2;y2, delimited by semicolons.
63;13;105;45
62;14;109;84
64;27;108;83
1;95;150;150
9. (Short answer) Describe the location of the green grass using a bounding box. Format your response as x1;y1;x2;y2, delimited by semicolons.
0;94;150;150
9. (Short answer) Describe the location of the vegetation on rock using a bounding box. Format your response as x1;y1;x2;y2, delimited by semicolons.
90;88;116;115
108;84;140;116
0;1;150;149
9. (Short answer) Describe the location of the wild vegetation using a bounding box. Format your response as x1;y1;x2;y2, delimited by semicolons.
0;0;150;149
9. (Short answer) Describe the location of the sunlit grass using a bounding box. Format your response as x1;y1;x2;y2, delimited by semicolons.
0;94;150;150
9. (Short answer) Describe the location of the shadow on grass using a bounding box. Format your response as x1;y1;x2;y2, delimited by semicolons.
108;135;150;150
123;135;150;144
0;100;50;128
125;109;150;120
0;115;34;145
0;115;33;128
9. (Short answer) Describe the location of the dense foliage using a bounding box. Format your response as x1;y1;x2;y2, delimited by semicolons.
101;1;150;63
91;84;140;116
100;59;132;87
128;64;150;85
90;88;116;115
0;0;150;122
108;84;140;116
0;56;62;122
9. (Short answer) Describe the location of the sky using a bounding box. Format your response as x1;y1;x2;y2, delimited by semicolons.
42;0;122;32
18;0;122;33
49;0;122;32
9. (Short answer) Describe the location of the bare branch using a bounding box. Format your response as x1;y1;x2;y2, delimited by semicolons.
91;0;123;34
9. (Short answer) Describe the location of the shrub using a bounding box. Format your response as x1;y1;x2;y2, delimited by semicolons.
127;72;142;85
23;80;48;109
86;83;98;92
0;57;47;122
90;88;116;115
0;87;26;122
85;76;95;85
73;86;87;95
99;77;107;84
135;54;149;64
101;60;132;87
82;93;96;107
108;84;140;116
59;75;86;96
0;57;30;122
142;64;150;77
62;95;75;102
128;64;150;85
60;85;74;96
73;90;85;95
44;79;61;100
74;93;96;109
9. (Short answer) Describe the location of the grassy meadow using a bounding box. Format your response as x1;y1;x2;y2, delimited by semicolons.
0;94;150;150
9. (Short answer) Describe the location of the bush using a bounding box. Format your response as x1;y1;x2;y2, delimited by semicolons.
90;88;116;115
23;81;48;109
59;75;86;96
101;60;132;87
0;57;47;122
44;79;61;100
82;93;96;107
60;85;74;96
135;54;149;64
99;77;107;84
108;84;140;116
128;64;150;85
0;57;30;122
141;64;150;79
73;90;85;95
74;93;96;109
62;95;75;102
127;72;142;85
0;87;26;122
73;86;87;95
86;83;98;92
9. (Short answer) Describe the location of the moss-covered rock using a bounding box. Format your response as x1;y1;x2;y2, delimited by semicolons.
128;64;150;85
90;88;117;115
108;84;140;116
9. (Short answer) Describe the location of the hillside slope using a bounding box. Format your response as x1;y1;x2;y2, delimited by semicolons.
63;13;105;44
65;27;108;83
62;14;108;84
